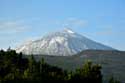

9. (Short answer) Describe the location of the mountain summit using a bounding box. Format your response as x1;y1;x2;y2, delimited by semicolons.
16;28;114;56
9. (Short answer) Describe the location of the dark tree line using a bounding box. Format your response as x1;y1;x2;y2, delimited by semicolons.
0;49;121;83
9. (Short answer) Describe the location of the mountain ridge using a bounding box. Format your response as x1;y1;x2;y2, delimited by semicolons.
16;28;115;56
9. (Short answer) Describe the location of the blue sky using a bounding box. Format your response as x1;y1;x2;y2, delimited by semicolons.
0;0;125;50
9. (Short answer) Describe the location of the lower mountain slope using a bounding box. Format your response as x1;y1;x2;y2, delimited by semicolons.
28;50;125;82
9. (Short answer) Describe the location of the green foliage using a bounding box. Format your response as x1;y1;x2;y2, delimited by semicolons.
108;76;121;83
0;48;121;83
70;60;102;83
4;73;15;80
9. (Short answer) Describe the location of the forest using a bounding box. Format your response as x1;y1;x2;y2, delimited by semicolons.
0;48;121;83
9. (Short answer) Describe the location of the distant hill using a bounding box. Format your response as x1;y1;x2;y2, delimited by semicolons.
28;50;125;82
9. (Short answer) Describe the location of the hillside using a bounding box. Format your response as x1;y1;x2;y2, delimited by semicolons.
31;50;125;82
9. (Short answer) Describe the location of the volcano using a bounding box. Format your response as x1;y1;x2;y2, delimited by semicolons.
16;28;114;56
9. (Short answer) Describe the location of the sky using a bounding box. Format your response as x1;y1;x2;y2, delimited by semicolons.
0;0;125;50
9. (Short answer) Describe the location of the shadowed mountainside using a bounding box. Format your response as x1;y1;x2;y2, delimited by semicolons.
30;50;125;82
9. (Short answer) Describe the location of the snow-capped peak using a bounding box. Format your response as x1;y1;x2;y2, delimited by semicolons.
16;28;114;56
63;28;75;34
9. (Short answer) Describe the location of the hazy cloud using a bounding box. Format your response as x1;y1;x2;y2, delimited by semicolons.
94;25;125;36
62;18;88;28
95;30;113;35
0;20;30;34
95;25;113;35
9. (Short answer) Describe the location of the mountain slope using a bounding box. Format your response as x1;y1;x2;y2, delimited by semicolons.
16;28;114;56
31;50;125;82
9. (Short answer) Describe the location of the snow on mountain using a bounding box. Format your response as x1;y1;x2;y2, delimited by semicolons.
16;28;114;56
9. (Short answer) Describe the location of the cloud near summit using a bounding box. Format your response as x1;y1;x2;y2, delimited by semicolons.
0;20;30;34
62;18;88;28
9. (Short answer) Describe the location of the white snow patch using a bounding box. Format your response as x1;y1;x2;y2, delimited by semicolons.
50;39;55;44
64;28;75;34
16;46;26;53
40;40;47;47
55;37;65;43
67;30;74;34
